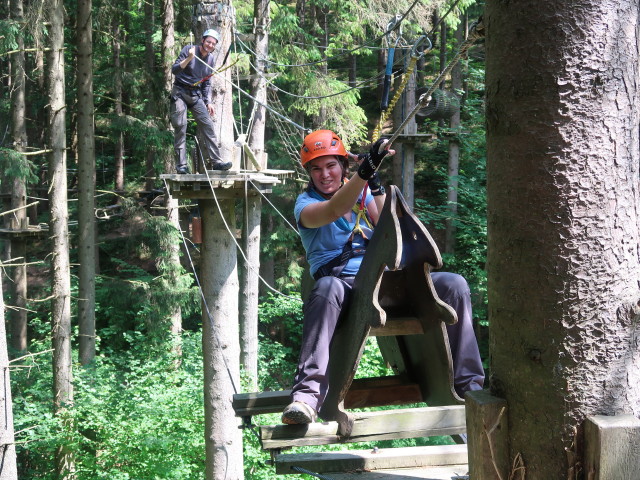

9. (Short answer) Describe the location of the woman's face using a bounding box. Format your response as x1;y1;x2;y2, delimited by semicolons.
308;155;345;196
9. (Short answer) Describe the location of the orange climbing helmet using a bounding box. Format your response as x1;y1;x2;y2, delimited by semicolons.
300;130;349;168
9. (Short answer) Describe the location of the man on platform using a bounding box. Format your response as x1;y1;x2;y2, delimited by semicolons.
170;29;232;174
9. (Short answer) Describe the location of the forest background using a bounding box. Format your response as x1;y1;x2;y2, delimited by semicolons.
0;0;487;478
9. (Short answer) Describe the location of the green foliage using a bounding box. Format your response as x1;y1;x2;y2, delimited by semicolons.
14;332;206;480
0;148;39;184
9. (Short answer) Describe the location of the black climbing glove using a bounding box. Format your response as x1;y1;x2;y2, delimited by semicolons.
357;138;389;180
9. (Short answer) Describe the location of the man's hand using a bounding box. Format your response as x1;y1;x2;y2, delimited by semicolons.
206;103;215;116
188;46;196;58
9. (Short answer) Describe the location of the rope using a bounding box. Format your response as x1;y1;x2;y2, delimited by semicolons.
199;168;303;303
266;88;308;181
291;465;338;480
238;54;384;100
372;54;419;141
379;18;484;145
248;180;300;235
161;177;241;396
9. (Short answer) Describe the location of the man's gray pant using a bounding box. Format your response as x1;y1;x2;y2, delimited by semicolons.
170;85;222;167
290;272;485;416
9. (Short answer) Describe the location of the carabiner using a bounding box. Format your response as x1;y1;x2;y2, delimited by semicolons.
411;35;432;59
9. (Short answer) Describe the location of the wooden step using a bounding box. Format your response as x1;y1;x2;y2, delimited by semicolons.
299;465;470;479
275;444;468;475
233;375;423;417
260;405;466;449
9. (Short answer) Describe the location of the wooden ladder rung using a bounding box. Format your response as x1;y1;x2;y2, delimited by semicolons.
260;405;466;449
274;444;468;475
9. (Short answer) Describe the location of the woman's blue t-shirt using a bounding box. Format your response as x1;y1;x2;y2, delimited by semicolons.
294;190;374;278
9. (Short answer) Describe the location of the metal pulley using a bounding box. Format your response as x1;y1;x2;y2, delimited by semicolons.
415;89;460;123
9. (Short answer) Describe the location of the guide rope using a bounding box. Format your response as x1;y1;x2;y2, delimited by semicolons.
377;18;484;147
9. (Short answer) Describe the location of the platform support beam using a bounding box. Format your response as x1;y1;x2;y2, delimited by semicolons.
466;390;509;480
584;414;640;480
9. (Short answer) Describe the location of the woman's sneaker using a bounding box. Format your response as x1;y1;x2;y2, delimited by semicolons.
281;401;317;425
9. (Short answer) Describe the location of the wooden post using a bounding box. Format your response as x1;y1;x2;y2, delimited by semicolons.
200;198;243;480
466;390;509;480
584;415;640;480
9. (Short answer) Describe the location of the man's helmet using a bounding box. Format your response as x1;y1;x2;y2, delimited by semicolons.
202;29;220;42
300;130;348;170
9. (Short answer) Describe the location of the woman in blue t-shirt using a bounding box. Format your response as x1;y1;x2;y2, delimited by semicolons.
281;130;484;425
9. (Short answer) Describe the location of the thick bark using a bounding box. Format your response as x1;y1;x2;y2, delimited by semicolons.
77;0;96;366
200;199;243;480
47;0;74;475
485;1;640;478
9;0;28;354
0;272;18;480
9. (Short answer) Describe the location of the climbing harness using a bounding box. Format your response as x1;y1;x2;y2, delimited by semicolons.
372;34;432;141
376;18;484;147
307;186;373;281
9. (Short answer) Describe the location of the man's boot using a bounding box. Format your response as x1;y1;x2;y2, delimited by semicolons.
209;159;232;171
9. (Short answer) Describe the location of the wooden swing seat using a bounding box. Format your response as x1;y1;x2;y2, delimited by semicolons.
233;185;462;444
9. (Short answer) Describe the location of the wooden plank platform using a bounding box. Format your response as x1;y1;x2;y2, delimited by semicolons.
260;405;466;449
0;225;49;238
161;169;295;199
275;444;468;475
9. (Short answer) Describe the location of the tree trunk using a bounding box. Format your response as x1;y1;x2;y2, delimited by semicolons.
47;0;74;475
0;271;18;480
200;199;243;480
444;21;465;254
194;4;243;478
240;0;269;388
159;0;181;349
9;0;28;355
485;1;640;477
113;16;125;194
160;0;175;121
144;0;157;192
77;0;96;366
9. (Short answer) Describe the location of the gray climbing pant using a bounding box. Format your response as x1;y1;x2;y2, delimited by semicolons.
290;272;485;414
170;84;222;167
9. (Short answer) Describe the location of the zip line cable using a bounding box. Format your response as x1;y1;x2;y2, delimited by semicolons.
239;53;387;100
233;0;423;69
193;51;309;132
